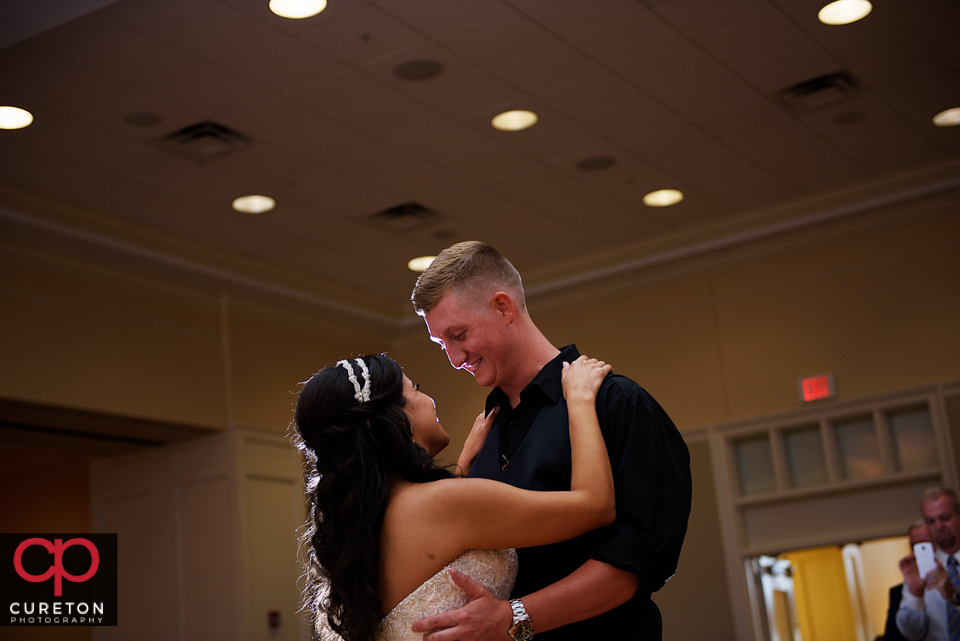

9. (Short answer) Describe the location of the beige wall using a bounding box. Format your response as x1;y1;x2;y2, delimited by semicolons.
2;205;958;641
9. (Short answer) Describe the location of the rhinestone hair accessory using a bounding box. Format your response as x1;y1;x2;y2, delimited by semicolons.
337;358;371;403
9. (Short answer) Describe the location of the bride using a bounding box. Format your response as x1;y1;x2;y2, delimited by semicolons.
294;353;614;641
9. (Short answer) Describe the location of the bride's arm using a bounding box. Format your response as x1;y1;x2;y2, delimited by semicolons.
423;356;615;552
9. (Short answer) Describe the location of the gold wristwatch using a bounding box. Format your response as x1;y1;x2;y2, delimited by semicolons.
508;598;534;641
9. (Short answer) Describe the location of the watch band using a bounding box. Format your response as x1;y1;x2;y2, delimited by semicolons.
508;598;534;641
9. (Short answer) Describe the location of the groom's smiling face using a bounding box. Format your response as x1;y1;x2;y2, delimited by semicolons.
423;291;509;389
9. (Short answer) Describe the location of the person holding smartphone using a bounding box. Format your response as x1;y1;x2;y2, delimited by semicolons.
896;487;960;641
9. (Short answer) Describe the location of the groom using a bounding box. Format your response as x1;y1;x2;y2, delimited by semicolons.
409;241;691;641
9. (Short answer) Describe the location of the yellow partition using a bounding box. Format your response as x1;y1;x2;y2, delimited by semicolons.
781;546;857;641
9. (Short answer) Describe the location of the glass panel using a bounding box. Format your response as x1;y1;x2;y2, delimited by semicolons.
783;425;828;488
834;416;882;480
888;406;938;472
733;434;776;496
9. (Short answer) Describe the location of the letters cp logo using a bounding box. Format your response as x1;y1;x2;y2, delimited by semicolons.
13;538;99;596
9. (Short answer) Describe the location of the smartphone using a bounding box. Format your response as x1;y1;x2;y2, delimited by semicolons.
915;542;937;577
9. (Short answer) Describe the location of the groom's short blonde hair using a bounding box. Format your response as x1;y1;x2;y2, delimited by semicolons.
411;241;525;316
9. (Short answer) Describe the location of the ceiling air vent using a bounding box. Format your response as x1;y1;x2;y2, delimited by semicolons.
154;121;252;164
367;202;439;233
777;72;859;114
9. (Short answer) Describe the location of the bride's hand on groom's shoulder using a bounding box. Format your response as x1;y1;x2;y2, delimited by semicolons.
457;406;499;476
411;568;513;641
561;355;612;405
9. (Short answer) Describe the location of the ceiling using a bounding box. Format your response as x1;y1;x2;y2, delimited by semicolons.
1;0;959;323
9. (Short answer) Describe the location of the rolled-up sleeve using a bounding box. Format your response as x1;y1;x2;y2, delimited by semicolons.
896;587;929;641
589;377;692;594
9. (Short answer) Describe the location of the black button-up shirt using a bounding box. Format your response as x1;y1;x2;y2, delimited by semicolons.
471;344;692;641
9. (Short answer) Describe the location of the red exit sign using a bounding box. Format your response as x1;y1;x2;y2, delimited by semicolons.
799;373;836;403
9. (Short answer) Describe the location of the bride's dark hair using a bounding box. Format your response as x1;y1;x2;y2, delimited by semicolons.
294;354;453;641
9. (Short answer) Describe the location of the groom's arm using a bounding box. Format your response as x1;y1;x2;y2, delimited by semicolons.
412;560;637;641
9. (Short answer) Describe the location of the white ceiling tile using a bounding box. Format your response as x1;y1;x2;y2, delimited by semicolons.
394;122;499;164
657;137;796;209
346;94;446;142
488;41;599;96
286;69;402;119
536;71;638;118
442;144;537;182
2;0;959;307
218;94;324;142
374;0;507;38
402;70;523;119
221;0;373;35
697;97;868;192
101;0;200;32
77;92;203;144
93;145;213;196
148;66;268;120
570;9;690;80
357;40;476;95
144;1;287;64
25;11;135;59
649;61;760;119
283;164;401;216
0;149;118;208
9;62;138;114
299;6;424;66
494;110;609;160
337;143;429;181
217;36;344;94
157;166;254;208
208;144;310;185
19;120;139;169
889;0;960;68
657;1;841;93
798;93;946;174
516;0;647;38
642;190;733;231
0;41;64;90
437;9;559;68
274;119;378;164
74;32;207;91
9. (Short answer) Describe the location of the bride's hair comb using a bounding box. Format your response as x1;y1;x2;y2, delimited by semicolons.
337;358;371;403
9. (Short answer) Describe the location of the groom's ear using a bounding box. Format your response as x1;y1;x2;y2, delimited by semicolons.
490;292;516;324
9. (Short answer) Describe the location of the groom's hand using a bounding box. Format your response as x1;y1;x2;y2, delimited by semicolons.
411;568;513;641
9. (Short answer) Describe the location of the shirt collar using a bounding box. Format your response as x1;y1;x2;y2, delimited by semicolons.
936;548;960;565
485;344;579;410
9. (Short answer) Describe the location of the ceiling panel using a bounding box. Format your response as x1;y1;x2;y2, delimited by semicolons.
0;0;958;312
302;5;423;66
437;7;557;68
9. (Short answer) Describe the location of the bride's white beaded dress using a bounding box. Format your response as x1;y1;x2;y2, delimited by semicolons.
314;549;518;641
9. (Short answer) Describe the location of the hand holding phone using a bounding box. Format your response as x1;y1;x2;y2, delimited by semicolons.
915;542;937;578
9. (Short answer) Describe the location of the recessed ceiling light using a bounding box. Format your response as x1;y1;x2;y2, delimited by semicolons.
407;256;436;272
269;0;327;19
818;0;872;25
491;110;538;132
642;189;684;207
932;107;960;127
232;195;276;214
0;106;34;130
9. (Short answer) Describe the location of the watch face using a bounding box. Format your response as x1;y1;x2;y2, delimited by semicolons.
510;620;534;641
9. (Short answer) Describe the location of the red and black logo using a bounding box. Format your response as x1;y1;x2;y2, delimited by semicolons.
1;534;117;626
